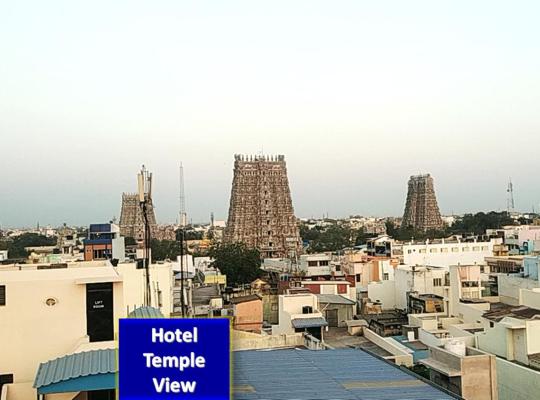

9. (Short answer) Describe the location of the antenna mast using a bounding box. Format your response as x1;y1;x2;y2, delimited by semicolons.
507;178;515;214
179;163;187;227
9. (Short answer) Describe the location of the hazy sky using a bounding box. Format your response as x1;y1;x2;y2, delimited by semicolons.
1;1;539;227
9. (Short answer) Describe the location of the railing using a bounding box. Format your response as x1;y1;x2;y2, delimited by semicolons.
303;333;325;350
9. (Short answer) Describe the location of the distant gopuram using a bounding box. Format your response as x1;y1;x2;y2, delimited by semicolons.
402;174;444;231
224;154;302;259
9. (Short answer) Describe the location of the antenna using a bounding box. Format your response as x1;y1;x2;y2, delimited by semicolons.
179;163;187;227
507;178;515;214
138;164;152;306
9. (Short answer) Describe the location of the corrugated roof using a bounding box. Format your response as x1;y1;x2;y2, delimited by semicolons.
291;317;328;329
317;294;356;305
34;349;116;389
233;349;457;400
128;306;164;318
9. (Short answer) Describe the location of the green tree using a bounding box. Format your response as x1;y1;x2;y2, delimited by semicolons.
150;239;184;262
208;242;262;286
308;225;355;252
448;211;513;235
5;233;57;258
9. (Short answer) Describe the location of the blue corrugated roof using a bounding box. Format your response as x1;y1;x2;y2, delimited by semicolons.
233;349;457;400
128;306;164;318
291;317;328;329
34;349;116;389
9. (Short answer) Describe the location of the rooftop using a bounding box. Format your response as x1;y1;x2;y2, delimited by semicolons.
233;349;457;400
483;304;540;322
230;294;262;304
317;294;356;305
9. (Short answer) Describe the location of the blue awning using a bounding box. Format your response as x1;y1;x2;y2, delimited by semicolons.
34;349;117;394
128;306;164;318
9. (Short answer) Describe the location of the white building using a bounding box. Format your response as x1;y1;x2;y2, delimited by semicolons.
299;253;333;277
401;238;500;267
0;260;174;400
272;292;327;340
368;265;449;311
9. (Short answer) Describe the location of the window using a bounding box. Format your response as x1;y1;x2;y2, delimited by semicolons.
408;250;412;254
472;246;480;251
419;249;426;254
0;285;5;306
335;265;341;272
0;375;14;395
269;242;273;247
462;247;470;252
433;278;442;287
441;248;448;253
481;246;489;251
451;247;459;252
319;260;329;266
271;303;278;311
383;273;389;280
430;248;438;253
308;261;317;267
356;274;361;283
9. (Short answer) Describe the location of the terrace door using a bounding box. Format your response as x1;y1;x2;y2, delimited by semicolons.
86;283;114;342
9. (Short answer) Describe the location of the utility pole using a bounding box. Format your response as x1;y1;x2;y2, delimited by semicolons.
179;228;186;317
138;165;152;307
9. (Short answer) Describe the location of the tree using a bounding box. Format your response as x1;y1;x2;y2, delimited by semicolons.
447;211;514;235
4;233;57;258
208;242;262;286
150;239;184;262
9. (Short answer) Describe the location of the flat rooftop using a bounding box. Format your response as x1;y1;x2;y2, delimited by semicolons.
233;349;456;400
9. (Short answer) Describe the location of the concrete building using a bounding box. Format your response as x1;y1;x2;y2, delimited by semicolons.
301;280;355;302
223;154;302;259
272;293;327;340
501;225;540;255
421;345;498;400
401;238;500;267
448;265;484;317
342;254;397;291
316;294;355;327
393;265;449;311
0;260;174;400
298;253;333;277
83;223;125;262
231;294;263;333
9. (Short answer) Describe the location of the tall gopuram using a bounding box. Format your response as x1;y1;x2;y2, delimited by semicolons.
402;174;444;231
224;154;302;259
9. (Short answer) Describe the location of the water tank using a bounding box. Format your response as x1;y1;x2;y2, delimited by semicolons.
444;340;466;356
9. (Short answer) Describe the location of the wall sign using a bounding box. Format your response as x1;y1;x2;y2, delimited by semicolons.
119;318;230;400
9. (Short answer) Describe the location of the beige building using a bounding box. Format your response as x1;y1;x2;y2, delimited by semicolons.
421;345;498;400
272;292;327;340
0;260;174;400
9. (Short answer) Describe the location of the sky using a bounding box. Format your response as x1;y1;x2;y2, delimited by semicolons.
1;0;539;227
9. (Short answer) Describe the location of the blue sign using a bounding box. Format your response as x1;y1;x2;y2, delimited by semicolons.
119;318;230;400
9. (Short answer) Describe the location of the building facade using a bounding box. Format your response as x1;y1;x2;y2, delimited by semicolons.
224;154;301;259
402;174;444;231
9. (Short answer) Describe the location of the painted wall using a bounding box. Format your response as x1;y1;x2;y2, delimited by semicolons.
402;239;499;267
367;280;396;309
496;357;540;400
233;299;263;333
